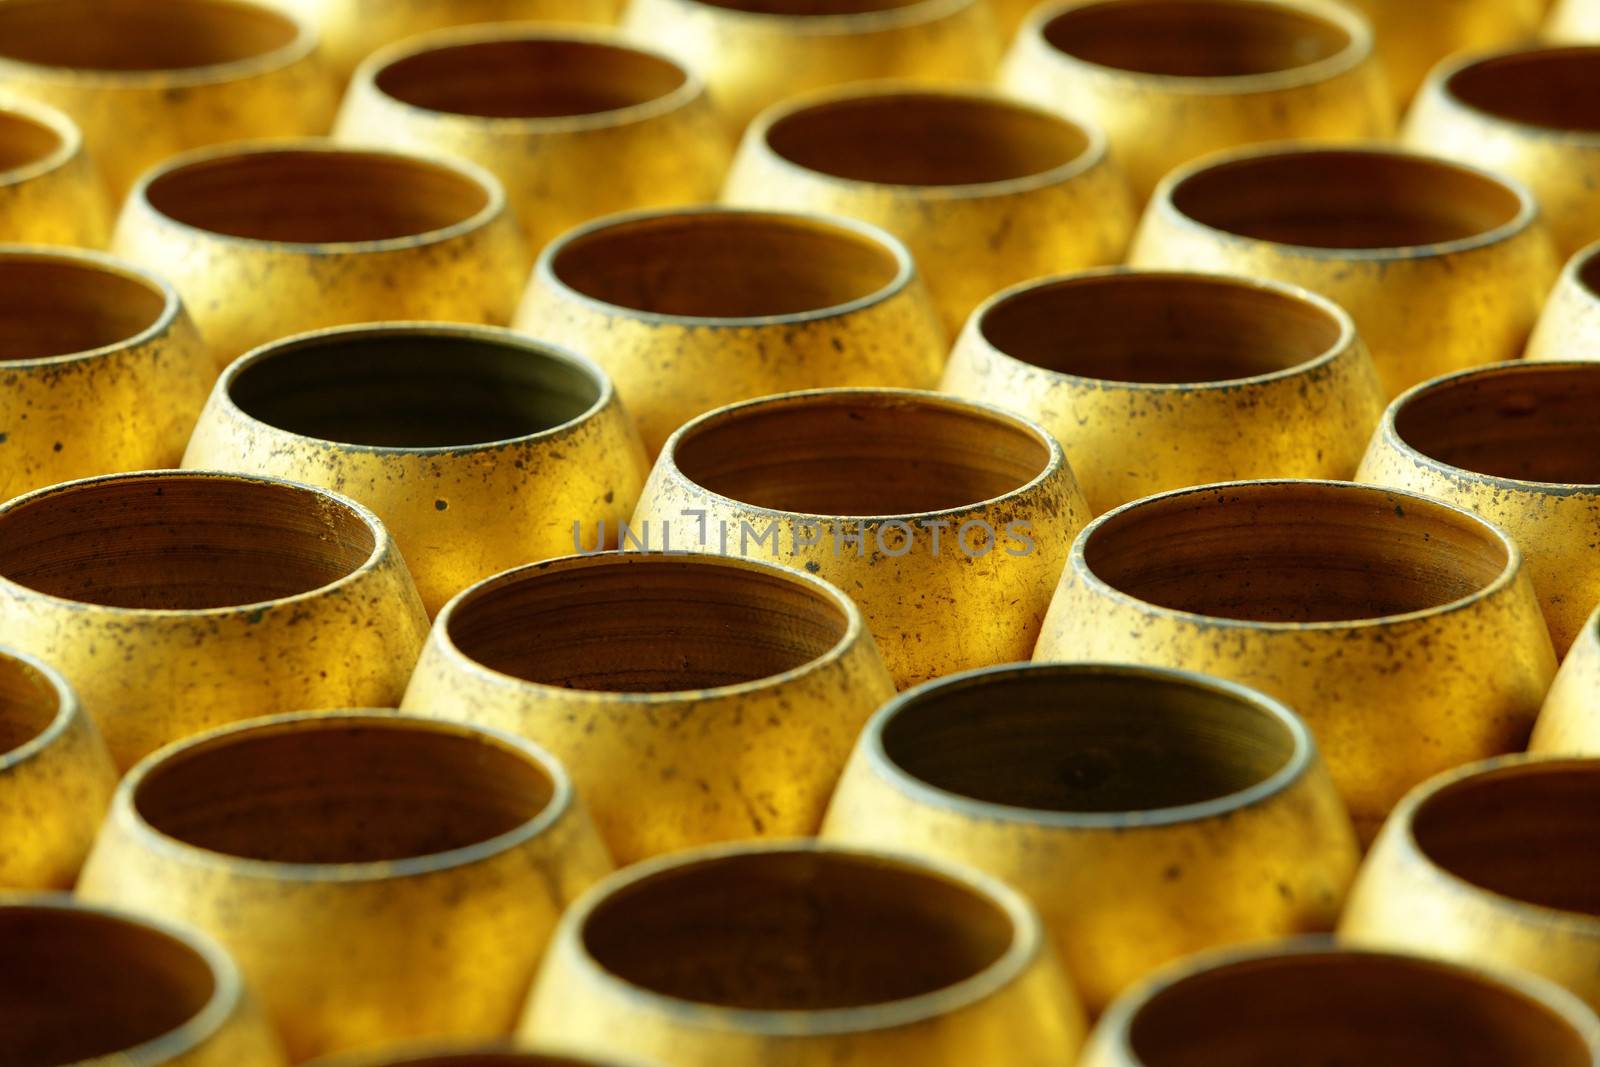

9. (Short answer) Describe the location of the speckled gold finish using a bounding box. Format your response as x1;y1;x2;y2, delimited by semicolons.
0;246;213;501
336;27;730;254
1002;0;1390;204
0;96;108;247
1529;240;1600;359
633;388;1090;689
1079;941;1600;1066
621;0;1000;133
307;1051;646;1067
822;662;1358;1013
0;897;288;1067
1346;0;1543;108
79;711;614;1064
514;208;946;457
723;84;1133;335
1406;47;1600;260
114;141;530;367
1132;144;1558;398
520;841;1088;1066
1356;360;1600;656
1551;0;1600;42
1533;606;1600;753
1343;756;1600;1014
0;471;429;769
941;269;1386;514
0;646;114;889
402;551;896;864
182;323;647;616
1034;480;1557;839
0;0;336;201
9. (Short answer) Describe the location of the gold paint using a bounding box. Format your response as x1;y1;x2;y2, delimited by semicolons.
305;1050;647;1067
1529;239;1600;359
1350;0;1545;108
0;95;108;246
1533;605;1600;753
1551;0;1600;43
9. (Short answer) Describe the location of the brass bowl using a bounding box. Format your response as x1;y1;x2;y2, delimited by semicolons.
1534;605;1600;753
514;208;946;456
1001;0;1390;203
1131;144;1558;398
519;841;1088;1066
79;710;615;1063
0;95;108;246
1343;755;1600;1013
941;269;1386;514
0;470;429;768
336;27;730;254
1033;479;1556;838
114;140;530;367
1347;0;1544;108
1356;359;1600;655
1079;941;1600;1066
620;0;1000;132
1406;46;1600;260
723;84;1134;335
308;1050;647;1067
182;323;648;616
0;645;114;889
0;246;213;500
1528;239;1600;360
0;896;287;1066
0;0;336;200
401;550;896;863
1551;0;1600;43
821;662;1358;1013
633;387;1091;688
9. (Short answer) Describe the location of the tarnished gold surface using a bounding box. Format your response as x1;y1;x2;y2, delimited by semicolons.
1033;480;1556;838
822;662;1358;1013
336;27;730;254
0;645;114;889
308;1050;648;1067
0;0;336;200
1080;941;1600;1066
0;96;108;247
1132;144;1558;398
1356;360;1600;656
0;246;213;501
633;388;1090;688
0;896;287;1067
114;140;530;367
1406;47;1600;260
1344;0;1544;108
723;84;1133;335
1551;0;1600;42
79;711;615;1064
0;471;429;769
1533;606;1600;753
621;0;1000;133
1343;756;1600;1014
514;208;946;457
1529;240;1600;359
520;841;1088;1066
402;551;896;864
1002;0;1390;204
183;323;647;616
941;269;1386;514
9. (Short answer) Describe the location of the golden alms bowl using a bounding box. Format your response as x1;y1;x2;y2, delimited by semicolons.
1534;605;1600;753
336;27;730;255
1131;143;1558;398
0;0;335;200
633;387;1091;688
114;140;530;367
0;246;213;501
78;710;615;1063
1343;755;1600;1013
401;550;896;864
1406;46;1600;260
1528;239;1600;359
182;323;648;616
822;662;1358;1013
1034;479;1556;838
519;840;1087;1066
1356;359;1600;655
1001;0;1390;204
0;896;287;1066
0;470;429;768
1079;941;1600;1066
941;268;1386;514
621;0;1000;133
0;645;114;889
0;95;108;246
723;84;1133;336
307;1050;649;1067
1347;0;1543;108
514;207;946;457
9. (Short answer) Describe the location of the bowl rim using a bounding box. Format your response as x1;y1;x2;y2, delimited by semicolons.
0;95;83;187
625;0;984;36
0;243;183;369
1424;44;1600;147
0;644;85;773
